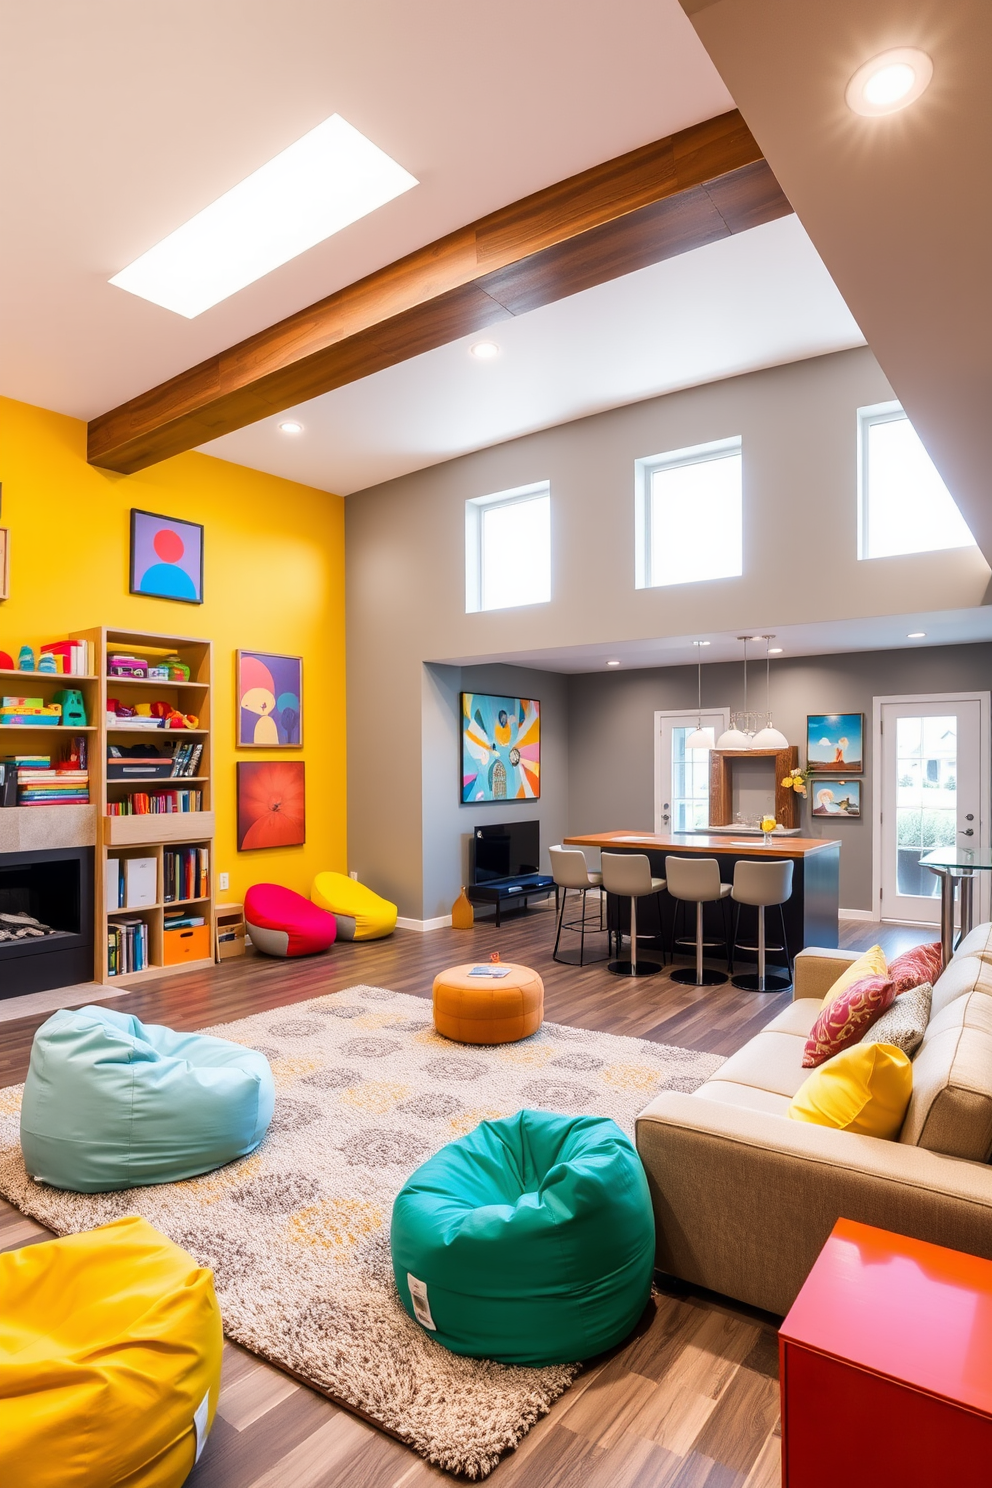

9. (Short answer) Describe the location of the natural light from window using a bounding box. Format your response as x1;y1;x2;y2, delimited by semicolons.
859;404;976;559
466;483;551;612
636;439;742;588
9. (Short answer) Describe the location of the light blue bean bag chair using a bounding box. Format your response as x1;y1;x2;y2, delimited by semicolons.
20;1005;274;1192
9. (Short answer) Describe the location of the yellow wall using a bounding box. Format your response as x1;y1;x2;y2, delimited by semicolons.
0;395;346;902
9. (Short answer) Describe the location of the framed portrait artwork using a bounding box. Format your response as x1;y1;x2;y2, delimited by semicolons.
811;779;861;818
806;713;865;773
237;651;303;746
130;509;204;604
237;761;305;850
461;693;540;803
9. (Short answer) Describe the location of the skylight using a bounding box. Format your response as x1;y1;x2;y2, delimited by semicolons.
858;403;976;559
110;115;418;319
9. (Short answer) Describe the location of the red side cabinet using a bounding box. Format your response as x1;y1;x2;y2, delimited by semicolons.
780;1219;992;1487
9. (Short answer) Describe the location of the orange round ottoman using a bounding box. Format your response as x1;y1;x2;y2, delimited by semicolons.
432;964;544;1045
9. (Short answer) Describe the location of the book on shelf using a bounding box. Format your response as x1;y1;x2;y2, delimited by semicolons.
16;763;89;805
107;917;149;977
164;844;209;904
106;789;203;815
105;741;203;779
41;639;93;675
124;856;157;908
164;913;206;930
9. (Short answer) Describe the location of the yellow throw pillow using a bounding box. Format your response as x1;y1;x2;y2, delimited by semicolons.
788;1043;912;1139
820;944;888;1008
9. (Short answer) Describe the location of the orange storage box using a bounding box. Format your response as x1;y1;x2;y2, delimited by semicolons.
163;924;212;966
432;963;544;1044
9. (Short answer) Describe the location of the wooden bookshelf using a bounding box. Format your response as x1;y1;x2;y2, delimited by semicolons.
78;626;215;986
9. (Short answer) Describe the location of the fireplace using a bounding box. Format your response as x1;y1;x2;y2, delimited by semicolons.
0;847;94;997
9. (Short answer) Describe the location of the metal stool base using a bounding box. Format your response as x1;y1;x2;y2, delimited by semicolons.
669;966;728;986
731;971;792;993
608;958;662;978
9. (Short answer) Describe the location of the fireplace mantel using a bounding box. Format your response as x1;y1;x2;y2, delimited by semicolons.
0;805;96;855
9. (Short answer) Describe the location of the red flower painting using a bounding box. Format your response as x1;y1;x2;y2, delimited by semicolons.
237;761;305;851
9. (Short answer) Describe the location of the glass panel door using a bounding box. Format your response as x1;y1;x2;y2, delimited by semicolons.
655;711;729;834
880;698;986;923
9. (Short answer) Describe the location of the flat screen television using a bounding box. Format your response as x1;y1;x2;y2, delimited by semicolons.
470;819;540;885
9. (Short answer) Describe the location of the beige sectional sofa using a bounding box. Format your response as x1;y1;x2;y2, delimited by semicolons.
636;922;992;1316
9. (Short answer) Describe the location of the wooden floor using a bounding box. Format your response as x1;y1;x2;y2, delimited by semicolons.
0;908;926;1488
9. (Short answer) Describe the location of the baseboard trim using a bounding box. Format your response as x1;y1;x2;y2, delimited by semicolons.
396;914;452;932
839;909;878;922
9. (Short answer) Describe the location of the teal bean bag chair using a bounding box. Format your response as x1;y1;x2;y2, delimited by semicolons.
391;1109;655;1366
20;1005;274;1193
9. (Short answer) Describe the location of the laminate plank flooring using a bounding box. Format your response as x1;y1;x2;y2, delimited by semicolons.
0;909;927;1487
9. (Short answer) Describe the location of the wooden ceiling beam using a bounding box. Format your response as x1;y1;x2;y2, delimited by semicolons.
87;110;790;474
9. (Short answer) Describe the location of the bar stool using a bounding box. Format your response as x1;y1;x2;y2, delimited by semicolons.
601;853;666;978
730;859;794;993
665;856;732;987
549;846;605;966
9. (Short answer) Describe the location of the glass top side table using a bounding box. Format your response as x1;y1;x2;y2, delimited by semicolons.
921;848;992;964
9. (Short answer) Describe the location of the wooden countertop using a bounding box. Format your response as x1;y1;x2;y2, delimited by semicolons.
563;830;839;859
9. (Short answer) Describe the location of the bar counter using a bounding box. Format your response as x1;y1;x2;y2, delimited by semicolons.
563;830;841;958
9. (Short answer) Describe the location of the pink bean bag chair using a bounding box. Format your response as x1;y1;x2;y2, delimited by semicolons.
244;884;336;958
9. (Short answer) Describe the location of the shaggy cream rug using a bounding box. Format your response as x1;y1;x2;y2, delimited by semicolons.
0;985;722;1478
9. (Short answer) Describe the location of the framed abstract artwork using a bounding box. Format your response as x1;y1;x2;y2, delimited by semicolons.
130;509;204;604
806;713;865;773
237;651;303;746
237;760;305;850
461;693;540;803
812;779;861;818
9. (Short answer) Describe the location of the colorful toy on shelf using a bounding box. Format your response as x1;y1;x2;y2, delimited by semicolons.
52;689;87;728
0;651;13;670
37;652;58;673
17;646;34;671
162;655;191;681
108;654;148;678
149;700;198;728
147;664;169;681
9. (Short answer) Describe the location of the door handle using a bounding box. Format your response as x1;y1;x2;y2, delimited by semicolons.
960;828;975;837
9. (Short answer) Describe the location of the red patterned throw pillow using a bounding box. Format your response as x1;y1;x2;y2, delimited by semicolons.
888;942;943;994
802;975;897;1068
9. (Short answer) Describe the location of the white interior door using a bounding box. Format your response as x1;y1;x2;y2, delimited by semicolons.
877;694;990;924
655;710;730;834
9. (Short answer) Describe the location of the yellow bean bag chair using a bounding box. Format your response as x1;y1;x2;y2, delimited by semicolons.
312;871;397;940
0;1215;223;1488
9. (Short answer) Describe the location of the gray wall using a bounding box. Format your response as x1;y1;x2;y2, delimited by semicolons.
421;662;569;920
346;346;990;919
567;642;992;910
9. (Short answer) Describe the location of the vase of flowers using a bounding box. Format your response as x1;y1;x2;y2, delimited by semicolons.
781;766;809;800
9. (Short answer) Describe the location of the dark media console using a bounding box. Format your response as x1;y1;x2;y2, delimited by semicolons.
467;819;554;926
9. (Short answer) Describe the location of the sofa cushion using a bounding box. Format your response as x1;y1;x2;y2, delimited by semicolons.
764;999;821;1038
694;1080;793;1118
954;921;992;962
803;975;897;1068
819;944;888;1008
711;1030;810;1099
930;954;992;1017
888;942;942;993
862;981;932;1057
789;1043;912;1140
899;992;992;1160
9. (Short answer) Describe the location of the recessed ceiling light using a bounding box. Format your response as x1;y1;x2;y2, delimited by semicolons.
768;647;784;654
279;421;303;435
846;48;933;117
470;341;500;360
606;660;621;667
907;631;926;638
110;114;418;318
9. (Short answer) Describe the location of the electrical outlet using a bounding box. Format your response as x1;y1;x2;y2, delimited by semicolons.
218;872;230;891
349;870;358;880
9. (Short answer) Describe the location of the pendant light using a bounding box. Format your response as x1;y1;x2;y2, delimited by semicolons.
752;635;789;749
716;636;754;750
685;642;715;750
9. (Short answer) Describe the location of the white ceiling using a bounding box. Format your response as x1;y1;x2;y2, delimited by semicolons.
437;605;992;674
0;0;734;421
203;215;865;494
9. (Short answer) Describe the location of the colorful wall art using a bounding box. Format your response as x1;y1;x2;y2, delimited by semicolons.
130;509;204;603
806;713;865;773
237;760;306;850
237;651;303;746
812;779;861;817
461;693;540;803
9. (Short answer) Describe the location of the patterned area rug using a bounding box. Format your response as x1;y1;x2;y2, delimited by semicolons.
0;985;722;1478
